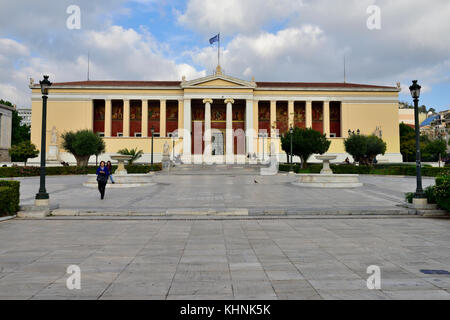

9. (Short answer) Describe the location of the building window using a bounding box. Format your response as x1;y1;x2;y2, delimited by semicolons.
166;100;179;135
130;100;142;137
93;100;105;135
329;101;342;137
294;101;306;129
312;101;324;134
258;101;271;137
276;101;288;136
148;100;160;136
112;100;124;137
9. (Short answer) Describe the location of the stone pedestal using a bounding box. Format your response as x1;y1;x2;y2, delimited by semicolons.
18;202;59;218
111;155;132;175
0;148;10;162
412;198;428;208
47;145;59;161
293;174;363;188
316;155;336;174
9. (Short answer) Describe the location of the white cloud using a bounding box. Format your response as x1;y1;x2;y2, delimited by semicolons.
0;26;205;107
178;0;304;36
189;26;343;82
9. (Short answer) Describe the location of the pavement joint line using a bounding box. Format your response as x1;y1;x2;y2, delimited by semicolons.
15;215;440;222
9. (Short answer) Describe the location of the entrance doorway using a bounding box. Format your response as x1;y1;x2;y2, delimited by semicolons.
212;130;224;155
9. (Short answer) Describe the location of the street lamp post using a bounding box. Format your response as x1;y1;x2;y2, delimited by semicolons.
409;80;426;202
150;127;154;170
35;75;52;203
289;127;294;172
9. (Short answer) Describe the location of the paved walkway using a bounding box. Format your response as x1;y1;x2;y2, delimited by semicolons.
0;217;449;299
12;169;436;215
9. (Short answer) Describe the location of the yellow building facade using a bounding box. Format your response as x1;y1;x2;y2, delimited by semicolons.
30;70;402;164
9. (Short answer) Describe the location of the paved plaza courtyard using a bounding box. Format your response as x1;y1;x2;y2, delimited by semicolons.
1;169;449;300
13;168;437;215
0;217;449;300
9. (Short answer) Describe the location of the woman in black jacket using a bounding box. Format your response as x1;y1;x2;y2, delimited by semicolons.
96;161;109;200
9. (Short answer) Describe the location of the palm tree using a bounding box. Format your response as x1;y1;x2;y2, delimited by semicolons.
117;147;144;165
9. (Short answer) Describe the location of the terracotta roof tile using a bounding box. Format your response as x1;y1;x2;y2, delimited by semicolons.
47;80;397;90
255;82;397;89
52;80;181;87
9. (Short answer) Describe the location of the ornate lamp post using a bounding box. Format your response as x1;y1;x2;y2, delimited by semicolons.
289;126;294;172
150;126;155;170
35;75;52;204
409;80;426;202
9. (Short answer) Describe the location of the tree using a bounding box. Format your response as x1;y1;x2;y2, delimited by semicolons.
365;135;387;164
118;147;143;165
280;127;331;168
399;123;415;162
424;139;447;161
0;99;31;145
344;134;386;165
61;130;105;166
8;141;39;165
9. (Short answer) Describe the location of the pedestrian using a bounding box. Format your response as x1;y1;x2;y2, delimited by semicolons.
106;160;115;184
96;161;109;200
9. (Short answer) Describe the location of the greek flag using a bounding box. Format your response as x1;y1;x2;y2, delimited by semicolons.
209;34;220;44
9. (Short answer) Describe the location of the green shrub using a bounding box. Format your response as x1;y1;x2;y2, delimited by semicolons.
405;192;414;204
344;134;386;165
0;180;20;216
118;148;144;165
280;127;330;168
424;185;437;204
435;174;450;211
61;130;106;166
9;141;39;165
0;164;162;178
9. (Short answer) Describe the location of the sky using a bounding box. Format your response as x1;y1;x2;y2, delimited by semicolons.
0;0;449;111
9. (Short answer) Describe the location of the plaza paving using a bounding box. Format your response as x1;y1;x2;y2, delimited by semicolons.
12;167;436;215
0;217;449;300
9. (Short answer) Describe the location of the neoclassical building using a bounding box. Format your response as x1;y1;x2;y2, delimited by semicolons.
30;68;402;164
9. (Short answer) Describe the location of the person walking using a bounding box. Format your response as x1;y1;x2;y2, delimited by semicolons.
106;160;115;184
96;161;109;200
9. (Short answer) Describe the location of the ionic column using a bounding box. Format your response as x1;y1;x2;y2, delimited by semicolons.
160;99;166;137
306;101;312;128
203;98;213;157
105;100;112;137
88;100;94;130
123;99;130;137
225;98;234;163
288;100;294;129
245;99;254;155
182;99;191;161
178;99;184;135
142;100;148;138
270;100;276;137
324;101;330;138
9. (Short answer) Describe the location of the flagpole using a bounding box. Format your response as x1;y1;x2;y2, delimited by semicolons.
218;33;220;67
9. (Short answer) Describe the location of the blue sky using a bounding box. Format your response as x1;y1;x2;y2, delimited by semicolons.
0;0;448;111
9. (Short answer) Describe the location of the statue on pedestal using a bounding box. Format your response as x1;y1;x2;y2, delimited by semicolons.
47;126;59;161
162;141;171;170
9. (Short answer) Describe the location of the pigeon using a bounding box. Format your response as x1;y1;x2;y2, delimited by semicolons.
254;180;258;184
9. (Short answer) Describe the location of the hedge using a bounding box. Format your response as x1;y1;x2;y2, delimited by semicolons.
0;164;162;178
0;180;20;216
279;163;449;177
435;174;450;211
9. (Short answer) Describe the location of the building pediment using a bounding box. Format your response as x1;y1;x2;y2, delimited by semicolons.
181;73;256;89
